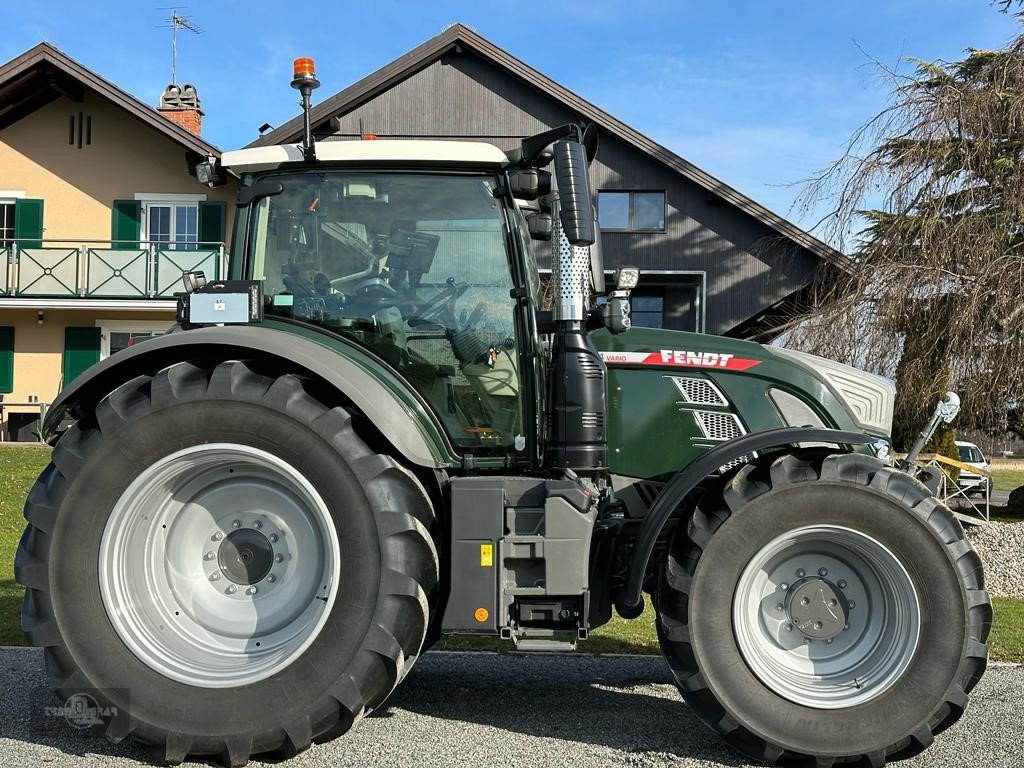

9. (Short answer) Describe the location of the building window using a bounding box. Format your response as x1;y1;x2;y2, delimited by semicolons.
96;320;171;359
0;201;15;248
145;202;199;250
630;288;664;328
598;191;666;231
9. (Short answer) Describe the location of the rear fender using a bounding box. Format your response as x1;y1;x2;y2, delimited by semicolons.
616;427;872;614
43;325;457;468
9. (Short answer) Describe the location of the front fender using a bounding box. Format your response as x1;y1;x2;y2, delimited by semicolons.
617;427;872;614
43;325;458;468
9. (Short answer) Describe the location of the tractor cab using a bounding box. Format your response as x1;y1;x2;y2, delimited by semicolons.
227;157;530;451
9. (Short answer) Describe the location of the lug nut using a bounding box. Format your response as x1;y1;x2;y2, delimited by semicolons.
253;521;262;529
796;569;805;578
826;638;834;645
269;534;279;543
838;579;847;589
267;574;277;583
818;567;828;577
204;551;215;561
776;603;784;612
209;573;220;582
231;520;241;528
275;554;284;563
245;586;257;596
211;532;223;541
780;583;789;591
848;601;856;609
225;585;237;595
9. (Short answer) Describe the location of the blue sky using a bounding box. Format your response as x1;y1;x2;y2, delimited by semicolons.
3;2;1020;241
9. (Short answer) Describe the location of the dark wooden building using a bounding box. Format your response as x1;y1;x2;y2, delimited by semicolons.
253;24;844;337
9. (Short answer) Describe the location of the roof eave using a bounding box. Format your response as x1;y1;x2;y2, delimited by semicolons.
248;24;846;268
0;42;221;159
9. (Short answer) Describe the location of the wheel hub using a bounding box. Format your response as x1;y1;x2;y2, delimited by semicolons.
218;529;274;585
98;443;341;688
785;577;848;640
733;524;921;708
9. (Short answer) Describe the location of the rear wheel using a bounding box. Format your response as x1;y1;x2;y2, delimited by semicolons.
655;452;990;766
16;361;438;766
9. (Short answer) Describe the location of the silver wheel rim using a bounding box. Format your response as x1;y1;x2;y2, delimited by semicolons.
99;444;341;688
733;524;920;708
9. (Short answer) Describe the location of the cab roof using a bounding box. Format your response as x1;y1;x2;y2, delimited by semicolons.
220;139;509;173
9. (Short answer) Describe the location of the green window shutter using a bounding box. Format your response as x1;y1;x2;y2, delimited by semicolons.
62;327;101;387
111;200;142;250
14;198;44;249
0;326;14;394
198;200;226;244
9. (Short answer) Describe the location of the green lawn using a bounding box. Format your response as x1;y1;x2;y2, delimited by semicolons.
992;597;1024;663
992;468;1024;492
0;444;49;645
1;444;1021;664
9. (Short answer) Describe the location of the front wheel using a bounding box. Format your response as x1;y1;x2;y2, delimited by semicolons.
656;452;990;766
16;361;438;766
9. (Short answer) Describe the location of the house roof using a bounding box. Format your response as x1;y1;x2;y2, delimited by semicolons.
252;24;846;267
0;41;220;159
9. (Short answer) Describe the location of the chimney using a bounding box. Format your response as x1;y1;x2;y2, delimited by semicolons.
158;83;203;136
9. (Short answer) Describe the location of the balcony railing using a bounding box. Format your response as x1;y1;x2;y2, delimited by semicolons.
1;239;226;299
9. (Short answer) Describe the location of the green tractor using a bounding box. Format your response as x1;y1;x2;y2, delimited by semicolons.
16;59;989;767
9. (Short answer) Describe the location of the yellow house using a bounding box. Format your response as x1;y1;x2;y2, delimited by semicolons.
0;43;237;439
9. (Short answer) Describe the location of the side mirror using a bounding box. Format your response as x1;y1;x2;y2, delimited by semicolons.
526;212;553;241
508;169;552;201
552;140;595;246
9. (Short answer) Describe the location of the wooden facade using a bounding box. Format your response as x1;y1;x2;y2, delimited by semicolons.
254;26;844;337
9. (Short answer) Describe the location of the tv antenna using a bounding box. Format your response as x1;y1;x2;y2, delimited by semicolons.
157;8;201;84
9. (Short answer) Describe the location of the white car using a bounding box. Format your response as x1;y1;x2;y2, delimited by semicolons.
956;440;991;496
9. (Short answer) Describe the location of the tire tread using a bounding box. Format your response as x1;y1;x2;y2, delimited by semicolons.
17;360;438;766
655;451;991;767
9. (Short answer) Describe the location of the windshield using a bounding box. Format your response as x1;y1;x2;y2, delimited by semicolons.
249;171;522;451
958;445;985;463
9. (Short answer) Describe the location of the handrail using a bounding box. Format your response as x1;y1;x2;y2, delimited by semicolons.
15;238;225;247
8;241;227;299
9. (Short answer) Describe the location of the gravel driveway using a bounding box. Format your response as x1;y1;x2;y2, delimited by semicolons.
1;648;1020;768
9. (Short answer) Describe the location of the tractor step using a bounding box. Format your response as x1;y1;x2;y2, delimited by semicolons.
510;626;587;652
513;637;577;652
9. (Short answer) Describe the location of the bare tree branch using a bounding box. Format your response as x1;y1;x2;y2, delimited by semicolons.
791;37;1024;445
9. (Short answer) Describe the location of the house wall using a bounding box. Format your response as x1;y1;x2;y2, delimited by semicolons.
0;89;235;242
0;307;175;439
323;51;819;334
0;85;235;438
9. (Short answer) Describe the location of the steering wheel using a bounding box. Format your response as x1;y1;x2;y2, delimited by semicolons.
406;280;469;323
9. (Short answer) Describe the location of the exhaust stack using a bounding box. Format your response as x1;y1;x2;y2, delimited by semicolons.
545;141;607;474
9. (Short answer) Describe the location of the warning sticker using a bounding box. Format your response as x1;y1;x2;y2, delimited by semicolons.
480;543;493;567
599;349;761;371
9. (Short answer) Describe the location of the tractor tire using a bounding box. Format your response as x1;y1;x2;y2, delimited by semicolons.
15;361;438;766
655;452;991;766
